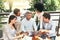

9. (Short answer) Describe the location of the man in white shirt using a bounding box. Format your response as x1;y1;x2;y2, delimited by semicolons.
21;11;37;36
8;8;21;22
34;2;44;31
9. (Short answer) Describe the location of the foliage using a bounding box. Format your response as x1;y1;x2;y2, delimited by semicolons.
0;0;5;12
0;0;13;12
29;0;57;11
43;0;57;11
28;0;40;11
56;0;60;10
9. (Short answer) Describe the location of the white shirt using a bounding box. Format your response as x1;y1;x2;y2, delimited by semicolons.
34;12;44;29
8;12;21;22
21;18;37;35
3;25;16;40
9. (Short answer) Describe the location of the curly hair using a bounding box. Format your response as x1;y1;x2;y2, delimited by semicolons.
34;2;44;12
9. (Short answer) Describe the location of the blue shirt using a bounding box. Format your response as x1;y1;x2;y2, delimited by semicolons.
42;21;56;37
21;18;37;35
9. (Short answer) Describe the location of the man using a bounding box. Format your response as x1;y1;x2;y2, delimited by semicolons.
8;8;21;32
21;11;37;36
34;2;44;31
8;8;21;22
40;13;56;40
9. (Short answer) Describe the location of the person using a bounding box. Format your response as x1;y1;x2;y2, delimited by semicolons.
8;8;21;32
8;8;21;22
3;15;23;40
40;13;56;40
34;2;44;31
21;11;37;36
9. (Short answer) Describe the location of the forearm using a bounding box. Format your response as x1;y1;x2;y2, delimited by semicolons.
13;34;23;39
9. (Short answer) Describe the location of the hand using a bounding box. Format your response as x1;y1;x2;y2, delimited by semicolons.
20;31;24;34
16;32;20;36
44;30;49;33
40;29;49;32
39;29;45;32
24;32;29;36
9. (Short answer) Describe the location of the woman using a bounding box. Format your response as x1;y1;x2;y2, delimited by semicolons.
8;8;21;32
3;15;23;40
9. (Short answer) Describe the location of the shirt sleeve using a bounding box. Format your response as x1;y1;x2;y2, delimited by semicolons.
40;15;43;29
48;22;56;35
40;12;44;29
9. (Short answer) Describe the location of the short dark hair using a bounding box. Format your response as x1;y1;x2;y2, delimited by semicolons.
34;2;44;12
43;13;51;20
13;8;20;15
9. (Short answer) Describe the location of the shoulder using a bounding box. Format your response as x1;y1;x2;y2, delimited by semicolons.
21;18;26;23
22;18;26;21
49;21;56;26
41;12;44;16
4;24;9;29
30;18;36;23
30;18;35;21
3;24;10;32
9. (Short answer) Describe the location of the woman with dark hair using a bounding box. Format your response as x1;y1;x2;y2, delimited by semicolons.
3;15;23;40
8;8;21;32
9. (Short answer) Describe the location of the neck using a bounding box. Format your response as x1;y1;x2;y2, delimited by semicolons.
45;21;50;23
9;23;13;27
26;18;30;21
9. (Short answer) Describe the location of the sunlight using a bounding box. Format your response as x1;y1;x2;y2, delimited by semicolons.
4;0;31;10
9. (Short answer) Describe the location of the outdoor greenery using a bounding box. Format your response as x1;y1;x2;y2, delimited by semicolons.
43;0;57;11
28;0;40;11
0;0;60;12
29;0;60;11
0;0;5;12
0;0;13;12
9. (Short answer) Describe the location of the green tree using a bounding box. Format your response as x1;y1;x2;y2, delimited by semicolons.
0;0;13;12
28;0;40;11
3;0;13;12
56;0;60;10
29;0;57;11
0;0;5;12
43;0;57;11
